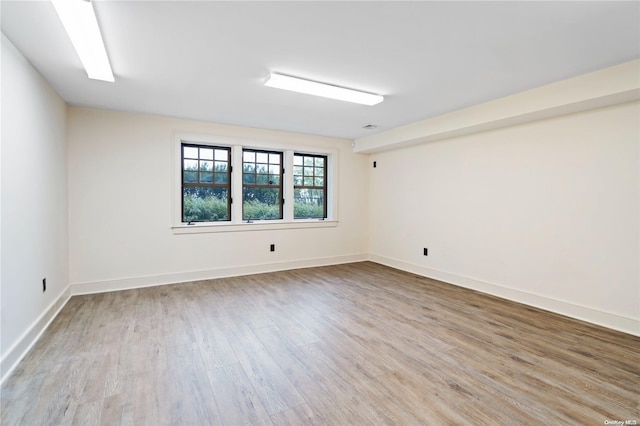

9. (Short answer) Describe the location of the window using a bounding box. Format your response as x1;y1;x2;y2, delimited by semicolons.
293;154;327;219
174;134;337;232
242;149;283;220
182;144;230;222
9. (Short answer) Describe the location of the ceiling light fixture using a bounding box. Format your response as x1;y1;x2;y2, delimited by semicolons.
265;73;383;106
51;0;114;82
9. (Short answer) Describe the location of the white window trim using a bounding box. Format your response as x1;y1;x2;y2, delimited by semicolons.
172;132;338;234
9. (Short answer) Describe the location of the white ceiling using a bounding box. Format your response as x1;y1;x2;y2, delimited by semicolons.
2;1;639;139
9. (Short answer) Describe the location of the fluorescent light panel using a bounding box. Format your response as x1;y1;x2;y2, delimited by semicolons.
265;73;383;106
51;0;114;82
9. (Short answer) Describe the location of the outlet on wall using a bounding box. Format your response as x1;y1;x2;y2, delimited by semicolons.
42;278;46;292
270;244;275;252
423;248;428;256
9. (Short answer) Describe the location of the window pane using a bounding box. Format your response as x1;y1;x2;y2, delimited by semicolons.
294;188;325;219
316;167;324;177
183;147;198;159
303;177;313;186
269;175;280;185
257;174;268;185
183;186;229;222
184;171;197;183
269;153;280;164
269;164;280;175
256;152;269;163
315;157;324;167
214;149;227;161
303;167;314;177
214;173;228;184
293;155;303;166
293;176;302;186
215;161;227;172
200;160;213;171
243;188;281;220
243;163;255;173
243;174;255;184
314;177;324;186
184;159;198;170
304;157;314;166
243;151;255;162
256;164;268;175
200;148;213;160
293;166;303;176
200;172;213;183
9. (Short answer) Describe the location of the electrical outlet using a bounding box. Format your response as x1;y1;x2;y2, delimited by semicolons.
373;161;377;168
270;244;275;252
423;248;428;256
42;278;46;292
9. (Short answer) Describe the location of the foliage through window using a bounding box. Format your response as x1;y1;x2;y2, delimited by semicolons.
242;149;283;220
182;144;230;222
293;154;327;219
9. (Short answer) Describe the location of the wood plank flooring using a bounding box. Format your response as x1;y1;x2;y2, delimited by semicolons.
2;262;638;425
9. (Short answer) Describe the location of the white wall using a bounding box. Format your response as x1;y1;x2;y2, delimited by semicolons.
369;100;640;335
1;34;69;379
67;108;369;291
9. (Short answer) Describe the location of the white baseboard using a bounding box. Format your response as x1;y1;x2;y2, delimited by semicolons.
369;254;640;337
71;253;369;295
1;286;72;384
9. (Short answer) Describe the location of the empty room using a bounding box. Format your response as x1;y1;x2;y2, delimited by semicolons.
1;1;639;424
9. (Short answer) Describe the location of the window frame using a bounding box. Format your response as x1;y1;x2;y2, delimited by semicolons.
173;133;338;234
293;153;328;219
181;143;231;223
242;148;284;221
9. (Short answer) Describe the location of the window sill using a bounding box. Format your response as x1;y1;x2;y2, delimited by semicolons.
172;219;338;234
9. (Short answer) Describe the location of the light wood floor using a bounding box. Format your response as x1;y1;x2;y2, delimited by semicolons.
2;262;638;425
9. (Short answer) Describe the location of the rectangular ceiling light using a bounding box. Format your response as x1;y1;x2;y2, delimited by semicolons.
51;0;114;82
265;73;383;106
